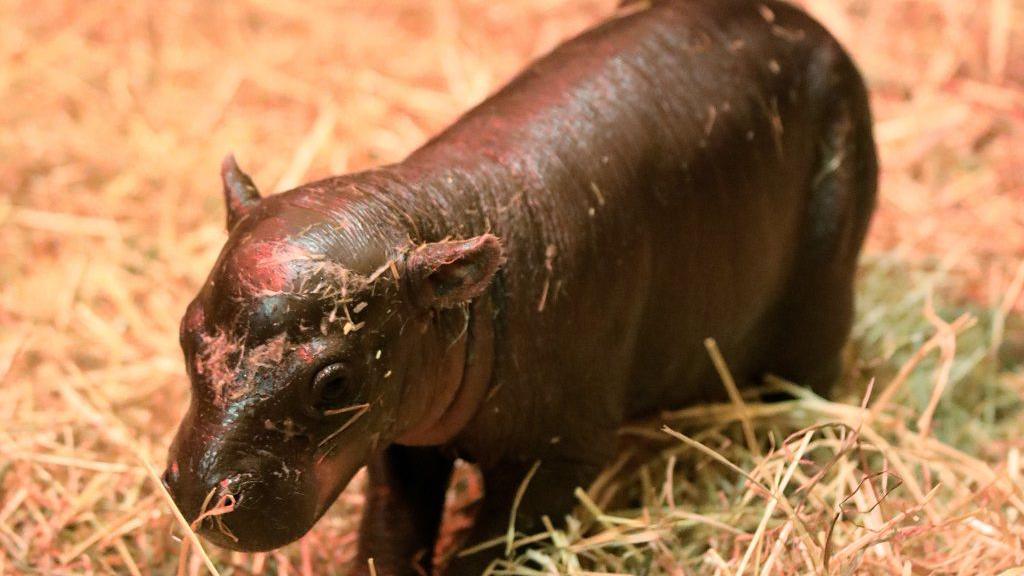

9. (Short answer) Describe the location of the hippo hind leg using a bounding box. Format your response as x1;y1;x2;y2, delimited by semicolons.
764;51;878;397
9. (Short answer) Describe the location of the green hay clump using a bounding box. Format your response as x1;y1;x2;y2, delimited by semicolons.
489;256;1024;575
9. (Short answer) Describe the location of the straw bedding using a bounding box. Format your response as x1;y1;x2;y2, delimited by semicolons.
1;0;1022;573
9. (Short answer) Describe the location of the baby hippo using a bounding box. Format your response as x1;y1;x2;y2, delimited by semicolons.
164;0;878;574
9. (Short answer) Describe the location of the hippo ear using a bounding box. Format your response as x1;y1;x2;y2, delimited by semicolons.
406;234;504;309
221;154;262;230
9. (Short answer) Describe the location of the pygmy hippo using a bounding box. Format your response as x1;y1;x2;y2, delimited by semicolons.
164;0;877;573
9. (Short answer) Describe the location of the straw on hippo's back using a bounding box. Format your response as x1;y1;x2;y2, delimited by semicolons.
164;0;877;573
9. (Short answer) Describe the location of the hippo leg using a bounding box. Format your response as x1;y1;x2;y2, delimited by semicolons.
444;458;603;576
354;445;454;576
765;82;877;397
765;270;853;397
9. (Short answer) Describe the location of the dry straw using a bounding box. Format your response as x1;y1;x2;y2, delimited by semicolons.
1;0;1022;574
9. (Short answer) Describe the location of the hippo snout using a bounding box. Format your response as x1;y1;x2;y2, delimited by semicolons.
162;458;317;552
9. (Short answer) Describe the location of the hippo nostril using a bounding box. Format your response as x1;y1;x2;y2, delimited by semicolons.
215;473;258;506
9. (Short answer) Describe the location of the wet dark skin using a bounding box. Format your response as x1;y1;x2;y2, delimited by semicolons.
164;0;878;573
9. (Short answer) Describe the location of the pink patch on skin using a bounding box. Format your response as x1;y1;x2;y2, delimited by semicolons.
230;241;312;296
195;330;241;404
196;332;289;405
171;461;179;476
297;346;315;365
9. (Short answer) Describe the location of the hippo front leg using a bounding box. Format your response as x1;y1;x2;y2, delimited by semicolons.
354;445;454;576
444;458;603;576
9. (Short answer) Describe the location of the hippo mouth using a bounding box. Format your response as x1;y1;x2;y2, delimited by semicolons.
163;438;371;553
171;470;317;553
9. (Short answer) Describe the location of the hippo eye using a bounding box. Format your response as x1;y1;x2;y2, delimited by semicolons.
311;363;351;413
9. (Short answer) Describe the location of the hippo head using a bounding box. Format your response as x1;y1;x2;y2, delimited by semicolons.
163;156;502;551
